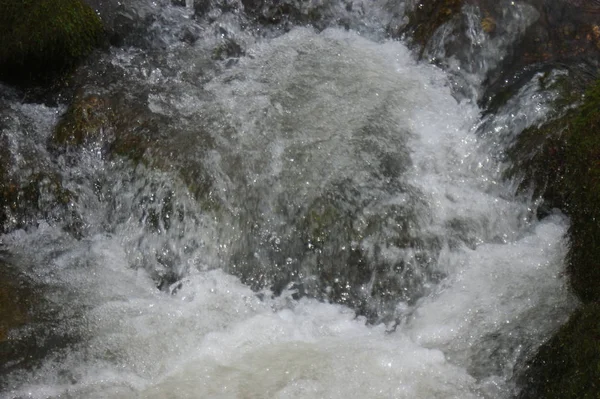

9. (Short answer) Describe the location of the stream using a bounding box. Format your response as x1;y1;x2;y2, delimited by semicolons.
0;1;578;398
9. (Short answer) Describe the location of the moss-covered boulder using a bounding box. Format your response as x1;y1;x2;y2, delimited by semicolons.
517;302;600;399
50;90;220;210
51;91;162;163
0;0;103;85
504;74;596;395
509;78;600;302
508;77;600;398
0;132;73;234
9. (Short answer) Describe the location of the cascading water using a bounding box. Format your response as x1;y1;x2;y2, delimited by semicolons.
0;1;578;398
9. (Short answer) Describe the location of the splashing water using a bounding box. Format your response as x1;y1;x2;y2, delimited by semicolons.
0;2;577;398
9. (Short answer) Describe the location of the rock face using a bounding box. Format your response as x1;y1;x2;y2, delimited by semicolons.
0;0;103;85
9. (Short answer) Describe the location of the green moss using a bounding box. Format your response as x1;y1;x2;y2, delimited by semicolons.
518;303;600;399
0;0;103;84
563;81;600;302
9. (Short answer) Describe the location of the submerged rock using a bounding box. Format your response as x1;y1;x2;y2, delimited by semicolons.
0;258;84;384
0;102;74;234
50;89;217;199
0;0;103;85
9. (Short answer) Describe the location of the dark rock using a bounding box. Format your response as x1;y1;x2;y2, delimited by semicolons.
0;0;103;86
50;90;165;164
83;0;153;47
396;0;464;52
509;78;600;303
0;258;83;385
506;75;600;399
212;39;245;60
0;262;37;345
394;0;600;109
484;0;600;107
517;302;600;399
0;126;73;234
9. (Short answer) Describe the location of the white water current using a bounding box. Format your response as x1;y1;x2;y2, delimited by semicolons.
0;2;578;398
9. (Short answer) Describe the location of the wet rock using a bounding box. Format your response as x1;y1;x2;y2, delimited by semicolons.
507;76;600;399
49;89;220;217
0;258;83;384
0;0;103;86
517;302;600;399
508;77;600;303
192;0;355;32
51;91;164;164
0;263;36;344
242;0;322;28
212;39;245;60
83;0;162;48
0;128;73;234
484;0;600;106
397;0;464;52
395;0;600;108
514;0;600;67
0;171;73;234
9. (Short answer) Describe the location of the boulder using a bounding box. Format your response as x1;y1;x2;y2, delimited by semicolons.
508;78;600;303
0;0;103;85
517;302;600;399
508;76;600;397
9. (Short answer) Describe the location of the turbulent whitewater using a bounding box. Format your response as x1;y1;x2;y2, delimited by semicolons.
0;2;577;398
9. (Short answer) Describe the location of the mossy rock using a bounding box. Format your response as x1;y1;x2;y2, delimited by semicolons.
517;302;600;399
507;78;600;302
0;0;103;85
0;172;74;234
51;91;222;215
51;91;162;164
564;80;600;303
53;93;114;148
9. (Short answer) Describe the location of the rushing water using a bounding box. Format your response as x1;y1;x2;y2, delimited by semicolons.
0;1;578;398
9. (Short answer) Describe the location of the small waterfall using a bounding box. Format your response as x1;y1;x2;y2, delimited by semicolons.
0;1;578;398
